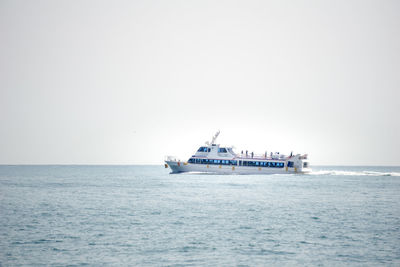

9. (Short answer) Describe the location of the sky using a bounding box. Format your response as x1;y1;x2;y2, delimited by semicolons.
0;0;399;165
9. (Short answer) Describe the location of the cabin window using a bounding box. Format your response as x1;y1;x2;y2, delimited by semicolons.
303;162;308;168
218;148;227;153
288;161;294;167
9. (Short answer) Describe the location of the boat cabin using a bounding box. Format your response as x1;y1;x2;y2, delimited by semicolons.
194;144;236;159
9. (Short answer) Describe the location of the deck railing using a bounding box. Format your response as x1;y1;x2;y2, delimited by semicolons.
236;153;287;160
165;155;179;162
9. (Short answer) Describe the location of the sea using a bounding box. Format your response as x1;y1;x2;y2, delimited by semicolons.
0;165;399;266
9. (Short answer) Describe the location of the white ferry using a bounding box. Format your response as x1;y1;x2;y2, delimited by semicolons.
165;131;311;174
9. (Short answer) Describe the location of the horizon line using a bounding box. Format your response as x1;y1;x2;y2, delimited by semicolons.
0;164;399;167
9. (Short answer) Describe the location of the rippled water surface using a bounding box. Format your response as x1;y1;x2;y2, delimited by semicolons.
1;165;400;266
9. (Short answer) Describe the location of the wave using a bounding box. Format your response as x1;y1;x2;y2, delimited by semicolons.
309;170;400;177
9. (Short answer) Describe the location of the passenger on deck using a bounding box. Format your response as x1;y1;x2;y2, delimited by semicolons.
246;150;248;157
251;152;254;158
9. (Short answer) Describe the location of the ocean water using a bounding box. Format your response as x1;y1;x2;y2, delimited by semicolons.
0;165;400;266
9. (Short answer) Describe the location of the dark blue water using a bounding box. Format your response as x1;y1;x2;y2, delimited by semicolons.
1;165;400;266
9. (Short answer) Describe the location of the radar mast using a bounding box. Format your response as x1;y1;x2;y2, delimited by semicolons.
210;130;220;145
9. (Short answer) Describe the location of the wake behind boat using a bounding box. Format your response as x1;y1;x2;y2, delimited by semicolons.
165;131;311;174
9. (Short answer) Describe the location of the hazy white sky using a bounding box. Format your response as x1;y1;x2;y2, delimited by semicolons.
1;0;399;165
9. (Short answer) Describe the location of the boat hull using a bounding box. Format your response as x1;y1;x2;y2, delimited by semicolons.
165;161;310;175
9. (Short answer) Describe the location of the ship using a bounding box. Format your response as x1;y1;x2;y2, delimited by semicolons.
164;131;311;174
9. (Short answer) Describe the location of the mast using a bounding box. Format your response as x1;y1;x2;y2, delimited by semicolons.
205;130;220;146
210;130;220;145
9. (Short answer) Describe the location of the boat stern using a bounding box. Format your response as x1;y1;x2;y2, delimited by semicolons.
286;154;311;173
